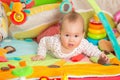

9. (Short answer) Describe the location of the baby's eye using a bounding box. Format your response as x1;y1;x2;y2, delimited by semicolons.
65;34;69;37
75;35;79;37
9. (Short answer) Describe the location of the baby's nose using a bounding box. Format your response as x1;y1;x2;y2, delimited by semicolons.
69;37;74;42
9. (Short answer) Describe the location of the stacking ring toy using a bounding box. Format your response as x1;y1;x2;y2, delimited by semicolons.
89;22;104;30
87;32;106;40
88;28;106;34
87;37;99;45
60;0;72;14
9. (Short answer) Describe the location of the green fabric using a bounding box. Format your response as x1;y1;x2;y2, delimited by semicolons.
0;54;91;68
12;66;33;77
90;53;115;63
34;0;62;7
0;52;116;68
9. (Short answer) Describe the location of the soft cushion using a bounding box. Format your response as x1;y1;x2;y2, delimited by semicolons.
9;3;63;39
36;23;60;43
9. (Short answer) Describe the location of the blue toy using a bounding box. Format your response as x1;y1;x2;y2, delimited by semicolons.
60;0;72;14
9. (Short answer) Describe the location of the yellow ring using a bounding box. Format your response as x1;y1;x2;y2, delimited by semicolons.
88;28;106;34
14;12;24;22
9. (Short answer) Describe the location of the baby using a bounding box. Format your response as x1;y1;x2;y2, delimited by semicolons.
31;12;109;64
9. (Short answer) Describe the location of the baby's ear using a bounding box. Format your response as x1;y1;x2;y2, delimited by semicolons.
83;32;85;37
58;30;61;35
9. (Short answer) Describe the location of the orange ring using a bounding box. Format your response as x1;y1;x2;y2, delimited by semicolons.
89;22;104;30
88;28;106;34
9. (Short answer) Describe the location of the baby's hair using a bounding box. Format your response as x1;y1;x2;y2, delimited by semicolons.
60;11;84;32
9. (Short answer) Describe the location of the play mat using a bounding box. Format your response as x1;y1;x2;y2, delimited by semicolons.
1;0;120;80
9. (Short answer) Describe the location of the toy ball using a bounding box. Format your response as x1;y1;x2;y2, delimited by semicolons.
114;11;120;24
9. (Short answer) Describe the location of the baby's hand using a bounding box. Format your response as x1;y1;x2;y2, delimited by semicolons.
31;55;45;61
98;53;110;64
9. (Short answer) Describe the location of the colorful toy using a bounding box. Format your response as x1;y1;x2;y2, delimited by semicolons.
1;0;34;8
87;0;120;60
89;22;104;29
88;28;106;34
7;0;34;25
87;37;99;45
60;0;72;14
98;39;114;52
87;32;106;40
87;15;107;45
9;3;62;39
8;2;27;25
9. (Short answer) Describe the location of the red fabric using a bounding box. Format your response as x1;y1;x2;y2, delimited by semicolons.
36;23;60;43
0;56;8;62
69;76;120;80
50;76;120;80
70;53;85;62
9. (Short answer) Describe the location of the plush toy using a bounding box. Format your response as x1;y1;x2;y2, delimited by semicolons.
7;0;34;25
98;27;120;55
98;39;114;52
60;0;73;14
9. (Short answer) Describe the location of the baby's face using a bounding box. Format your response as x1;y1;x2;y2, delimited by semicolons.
60;19;84;51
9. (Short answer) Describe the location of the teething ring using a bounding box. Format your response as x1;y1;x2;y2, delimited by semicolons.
87;32;106;40
60;0;72;14
10;11;27;25
88;28;106;34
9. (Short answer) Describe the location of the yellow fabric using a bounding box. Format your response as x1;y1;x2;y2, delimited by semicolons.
1;63;120;79
28;3;60;16
13;22;57;39
2;18;8;33
0;48;8;57
11;3;60;39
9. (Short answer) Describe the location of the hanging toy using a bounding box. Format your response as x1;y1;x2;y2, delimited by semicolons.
7;0;34;25
60;0;73;14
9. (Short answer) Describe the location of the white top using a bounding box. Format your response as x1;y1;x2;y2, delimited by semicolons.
38;34;102;59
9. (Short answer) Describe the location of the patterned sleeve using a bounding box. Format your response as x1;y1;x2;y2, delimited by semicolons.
37;37;48;57
82;39;102;58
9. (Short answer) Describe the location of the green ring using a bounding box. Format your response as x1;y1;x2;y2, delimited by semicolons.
87;32;106;40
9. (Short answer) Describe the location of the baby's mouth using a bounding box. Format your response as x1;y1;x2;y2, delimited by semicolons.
68;44;74;47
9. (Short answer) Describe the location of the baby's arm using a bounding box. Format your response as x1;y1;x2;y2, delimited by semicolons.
31;37;47;61
83;39;110;64
98;52;110;64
